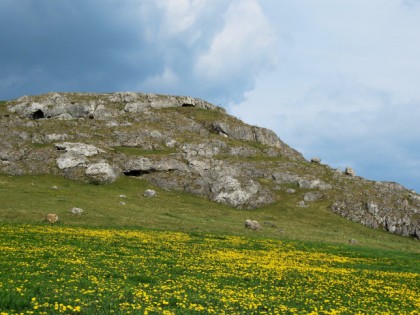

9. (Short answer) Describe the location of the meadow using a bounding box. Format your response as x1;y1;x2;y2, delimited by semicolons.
0;224;419;315
0;174;419;314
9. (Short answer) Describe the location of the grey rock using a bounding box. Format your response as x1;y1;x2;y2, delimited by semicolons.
94;104;116;119
367;202;379;215
331;194;420;238
144;189;156;198
57;152;88;169
228;146;258;157
182;142;225;158
298;179;332;190
70;207;84;215
46;134;68;142
345;167;356;177
409;194;420;207
124;102;148;113
124;157;187;174
56;113;74;120
303;192;322;202
7;92;222;120
211;176;260;208
245;219;262;230
165;139;177;148
311;157;321;163
212;122;282;149
272;172;300;184
124;157;154;172
55;142;104;157
188;159;211;175
86;162;118;184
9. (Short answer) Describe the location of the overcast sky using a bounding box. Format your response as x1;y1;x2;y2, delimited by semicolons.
1;0;419;192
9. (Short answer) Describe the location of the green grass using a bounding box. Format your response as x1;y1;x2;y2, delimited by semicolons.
0;168;419;315
0;100;7;114
0;225;418;314
112;146;177;156
0;173;419;253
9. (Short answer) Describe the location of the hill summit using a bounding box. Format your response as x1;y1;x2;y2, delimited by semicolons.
1;92;419;238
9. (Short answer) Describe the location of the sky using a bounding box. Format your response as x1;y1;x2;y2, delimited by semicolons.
0;0;419;192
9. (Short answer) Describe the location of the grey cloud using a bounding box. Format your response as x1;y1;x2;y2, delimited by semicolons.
0;0;275;104
0;0;166;98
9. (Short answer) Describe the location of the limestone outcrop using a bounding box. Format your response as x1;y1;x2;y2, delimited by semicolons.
8;92;220;120
1;92;419;238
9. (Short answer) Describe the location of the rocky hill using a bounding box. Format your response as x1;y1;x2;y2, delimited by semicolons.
1;92;419;239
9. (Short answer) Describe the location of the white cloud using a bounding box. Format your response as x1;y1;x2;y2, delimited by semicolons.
155;0;207;35
194;0;276;82
131;0;277;103
230;0;420;191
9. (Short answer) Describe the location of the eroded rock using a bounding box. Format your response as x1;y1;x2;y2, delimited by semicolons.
86;162;118;184
57;152;88;169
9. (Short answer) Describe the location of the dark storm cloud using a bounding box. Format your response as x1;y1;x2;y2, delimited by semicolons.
0;0;276;104
0;1;164;98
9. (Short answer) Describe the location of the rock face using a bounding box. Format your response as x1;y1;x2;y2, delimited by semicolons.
8;92;219;120
331;182;420;238
1;92;420;238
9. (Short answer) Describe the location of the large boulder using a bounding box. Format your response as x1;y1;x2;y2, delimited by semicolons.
85;162;118;184
56;152;88;169
211;175;260;208
212;122;282;148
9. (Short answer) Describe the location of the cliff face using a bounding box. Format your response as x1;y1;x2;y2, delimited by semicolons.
1;92;419;238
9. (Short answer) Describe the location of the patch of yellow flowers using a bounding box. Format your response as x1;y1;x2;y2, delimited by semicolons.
0;225;418;314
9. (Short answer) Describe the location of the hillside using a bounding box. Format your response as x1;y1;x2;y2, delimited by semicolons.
0;92;419;240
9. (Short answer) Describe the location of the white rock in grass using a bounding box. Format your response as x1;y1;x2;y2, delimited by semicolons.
144;189;156;198
70;207;84;215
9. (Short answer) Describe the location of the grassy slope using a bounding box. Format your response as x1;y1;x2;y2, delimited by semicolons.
0;98;418;254
0;173;418;254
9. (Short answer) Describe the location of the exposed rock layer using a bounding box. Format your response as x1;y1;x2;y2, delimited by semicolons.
1;92;419;238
